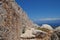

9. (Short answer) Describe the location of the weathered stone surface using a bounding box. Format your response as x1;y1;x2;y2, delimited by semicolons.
41;24;53;30
54;26;60;40
51;33;59;40
0;0;35;40
0;0;60;40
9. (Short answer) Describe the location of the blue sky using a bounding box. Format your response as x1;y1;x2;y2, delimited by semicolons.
16;0;60;21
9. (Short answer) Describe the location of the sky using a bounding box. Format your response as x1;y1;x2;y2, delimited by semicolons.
16;0;60;21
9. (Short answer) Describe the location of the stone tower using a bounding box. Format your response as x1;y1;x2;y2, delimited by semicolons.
0;0;35;40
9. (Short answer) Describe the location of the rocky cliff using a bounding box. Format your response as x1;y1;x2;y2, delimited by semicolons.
0;0;35;40
0;0;60;40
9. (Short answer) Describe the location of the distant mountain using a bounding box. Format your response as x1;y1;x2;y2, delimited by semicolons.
34;20;60;28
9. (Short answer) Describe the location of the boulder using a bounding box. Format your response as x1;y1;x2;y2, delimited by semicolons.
41;24;53;30
54;26;60;40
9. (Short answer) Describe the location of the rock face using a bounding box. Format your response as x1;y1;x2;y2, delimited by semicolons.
0;0;35;40
20;28;35;38
54;26;60;40
41;24;53;30
51;33;59;40
0;0;60;40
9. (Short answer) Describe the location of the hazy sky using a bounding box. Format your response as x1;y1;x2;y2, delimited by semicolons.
16;0;60;21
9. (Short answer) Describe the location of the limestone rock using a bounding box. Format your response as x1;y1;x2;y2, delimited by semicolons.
54;26;60;40
0;0;59;40
55;26;60;31
20;28;35;39
0;0;35;40
41;24;53;30
33;30;47;38
51;33;59;40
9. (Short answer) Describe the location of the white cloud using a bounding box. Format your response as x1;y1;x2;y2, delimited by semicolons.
35;18;60;21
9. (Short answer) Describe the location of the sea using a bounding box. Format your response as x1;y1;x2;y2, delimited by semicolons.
34;20;60;28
